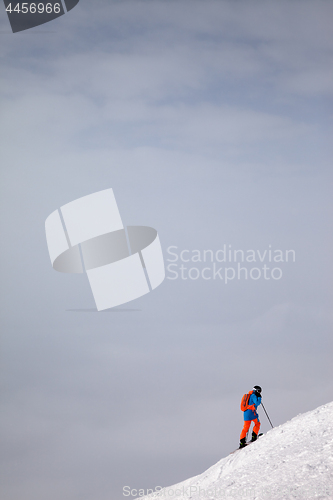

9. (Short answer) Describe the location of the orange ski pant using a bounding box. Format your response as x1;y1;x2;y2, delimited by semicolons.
240;418;260;440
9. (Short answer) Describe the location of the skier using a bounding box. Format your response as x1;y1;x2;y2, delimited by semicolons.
239;386;262;449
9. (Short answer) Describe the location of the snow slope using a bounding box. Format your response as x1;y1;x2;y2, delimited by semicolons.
140;402;333;500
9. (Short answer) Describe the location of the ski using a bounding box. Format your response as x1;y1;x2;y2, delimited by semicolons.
230;434;263;454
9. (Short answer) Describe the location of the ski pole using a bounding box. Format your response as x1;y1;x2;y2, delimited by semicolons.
261;402;274;428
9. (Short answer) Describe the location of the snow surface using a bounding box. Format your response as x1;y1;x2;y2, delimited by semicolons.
139;402;333;500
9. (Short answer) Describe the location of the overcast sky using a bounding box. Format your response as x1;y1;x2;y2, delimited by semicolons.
0;1;332;499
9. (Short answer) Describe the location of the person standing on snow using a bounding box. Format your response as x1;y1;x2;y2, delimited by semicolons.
239;385;262;449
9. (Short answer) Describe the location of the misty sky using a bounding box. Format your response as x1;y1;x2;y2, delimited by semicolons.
0;1;332;499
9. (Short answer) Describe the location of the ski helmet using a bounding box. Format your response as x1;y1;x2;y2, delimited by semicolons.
253;385;262;394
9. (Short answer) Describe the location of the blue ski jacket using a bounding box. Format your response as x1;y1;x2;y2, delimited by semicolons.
244;392;261;421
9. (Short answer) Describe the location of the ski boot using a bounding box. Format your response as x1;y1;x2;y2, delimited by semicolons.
250;431;258;442
239;437;246;449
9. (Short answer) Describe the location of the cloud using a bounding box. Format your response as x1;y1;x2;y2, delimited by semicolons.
1;0;332;176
